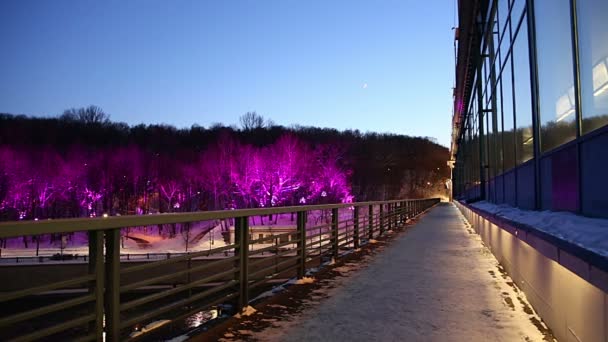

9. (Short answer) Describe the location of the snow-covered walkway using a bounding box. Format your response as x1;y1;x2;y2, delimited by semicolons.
261;203;552;341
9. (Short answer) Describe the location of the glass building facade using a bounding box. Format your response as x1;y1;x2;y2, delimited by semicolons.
451;0;608;218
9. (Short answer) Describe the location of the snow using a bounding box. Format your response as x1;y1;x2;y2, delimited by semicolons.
471;200;608;257
234;305;257;319
165;335;189;342
294;277;315;285
0;212;357;262
235;203;553;341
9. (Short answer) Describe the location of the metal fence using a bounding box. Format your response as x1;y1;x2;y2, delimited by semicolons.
0;198;439;341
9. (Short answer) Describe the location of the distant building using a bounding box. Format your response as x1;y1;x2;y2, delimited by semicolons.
451;0;608;218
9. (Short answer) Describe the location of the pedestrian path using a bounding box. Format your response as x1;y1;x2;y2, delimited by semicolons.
273;203;550;341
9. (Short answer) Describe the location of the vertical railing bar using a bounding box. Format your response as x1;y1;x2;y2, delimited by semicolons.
331;208;339;259
234;216;249;310
379;204;384;236
353;206;360;249
104;228;121;341
87;230;104;341
368;204;374;240
297;211;306;279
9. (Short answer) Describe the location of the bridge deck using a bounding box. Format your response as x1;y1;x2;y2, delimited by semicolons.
249;203;550;341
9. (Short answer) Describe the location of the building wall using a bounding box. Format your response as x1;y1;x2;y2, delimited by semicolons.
453;0;608;218
456;201;608;342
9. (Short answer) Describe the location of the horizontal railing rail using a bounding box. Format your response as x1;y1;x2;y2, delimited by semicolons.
0;198;440;341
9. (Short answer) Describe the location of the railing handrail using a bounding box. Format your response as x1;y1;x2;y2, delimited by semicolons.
0;198;431;238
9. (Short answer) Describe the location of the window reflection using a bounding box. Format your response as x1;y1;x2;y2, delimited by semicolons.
555;87;576;122
502;56;516;171
578;0;608;134
513;17;534;164
592;59;608;96
534;0;577;153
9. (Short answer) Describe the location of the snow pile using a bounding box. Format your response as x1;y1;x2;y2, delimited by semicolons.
471;201;608;257
234;305;257;319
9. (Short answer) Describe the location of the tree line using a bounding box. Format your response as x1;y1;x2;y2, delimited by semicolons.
0;107;449;221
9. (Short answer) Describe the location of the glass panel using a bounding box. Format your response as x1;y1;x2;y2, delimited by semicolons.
487;101;495;178
498;0;510;38
535;0;577;152
511;0;526;22
513;18;534;164
578;0;608;134
494;82;504;174
502;56;516;170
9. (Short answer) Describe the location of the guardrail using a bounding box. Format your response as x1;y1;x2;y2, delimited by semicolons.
0;198;439;341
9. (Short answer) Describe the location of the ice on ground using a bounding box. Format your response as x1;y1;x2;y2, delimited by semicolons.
471;200;608;257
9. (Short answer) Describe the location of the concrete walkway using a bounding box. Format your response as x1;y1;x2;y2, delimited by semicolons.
261;203;550;341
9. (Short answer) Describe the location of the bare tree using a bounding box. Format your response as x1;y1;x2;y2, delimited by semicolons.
239;111;264;130
60;105;110;124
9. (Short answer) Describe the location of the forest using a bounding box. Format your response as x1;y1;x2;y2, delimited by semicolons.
0;107;449;222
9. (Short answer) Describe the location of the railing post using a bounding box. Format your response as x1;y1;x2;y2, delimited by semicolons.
368;205;374;239
331;208;339;259
88;230;104;341
388;203;393;231
234;216;249;310
104;228;121;341
379;204;385;235
393;203;399;227
297;211;307;279
353;206;360;249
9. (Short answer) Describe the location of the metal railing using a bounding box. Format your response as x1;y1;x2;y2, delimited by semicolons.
0;198;439;341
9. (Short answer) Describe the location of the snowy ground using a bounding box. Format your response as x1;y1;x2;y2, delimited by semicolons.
224;203;554;342
471;201;608;258
0;210;353;263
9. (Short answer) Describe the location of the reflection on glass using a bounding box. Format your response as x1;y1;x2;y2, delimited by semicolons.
578;0;608;134
592;60;608;95
513;17;534;164
494;81;504;175
535;0;577;152
555;87;576;122
498;0;510;35
502;56;516;171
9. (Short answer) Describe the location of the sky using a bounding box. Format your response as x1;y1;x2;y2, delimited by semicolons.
0;1;456;147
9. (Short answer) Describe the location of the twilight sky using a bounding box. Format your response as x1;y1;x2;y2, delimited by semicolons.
0;1;455;146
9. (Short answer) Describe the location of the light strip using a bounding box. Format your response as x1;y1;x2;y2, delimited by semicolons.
556;109;575;122
593;82;608;97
